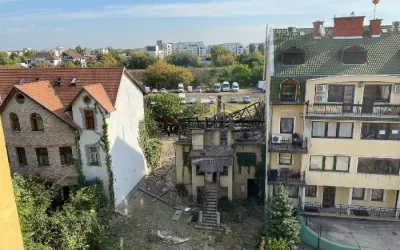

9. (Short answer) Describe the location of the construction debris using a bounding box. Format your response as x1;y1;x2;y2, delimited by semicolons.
157;230;190;245
138;188;170;205
172;210;183;221
152;189;170;202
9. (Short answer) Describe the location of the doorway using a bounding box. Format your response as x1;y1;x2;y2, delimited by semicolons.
247;179;258;198
322;186;336;208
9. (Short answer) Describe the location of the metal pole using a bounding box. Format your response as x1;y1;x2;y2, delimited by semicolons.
264;25;271;208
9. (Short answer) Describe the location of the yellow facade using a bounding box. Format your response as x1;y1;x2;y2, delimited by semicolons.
0;119;24;250
269;76;400;213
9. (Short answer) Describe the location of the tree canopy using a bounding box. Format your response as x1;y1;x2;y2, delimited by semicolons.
166;51;201;67
249;43;257;54
127;51;157;69
143;61;192;89
58;61;78;68
75;46;85;55
215;54;235;67
210;45;233;62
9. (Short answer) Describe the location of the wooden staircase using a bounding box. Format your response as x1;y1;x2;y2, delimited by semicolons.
195;184;223;231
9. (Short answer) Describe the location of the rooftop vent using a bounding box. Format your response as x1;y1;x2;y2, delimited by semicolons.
19;78;24;85
392;21;400;31
55;77;62;86
299;31;305;36
35;77;40;82
70;77;77;85
381;28;388;34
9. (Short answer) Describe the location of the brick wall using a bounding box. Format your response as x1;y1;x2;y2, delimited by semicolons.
333;16;365;37
2;92;78;187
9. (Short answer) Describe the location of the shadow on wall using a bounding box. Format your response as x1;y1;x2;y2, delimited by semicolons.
111;136;147;207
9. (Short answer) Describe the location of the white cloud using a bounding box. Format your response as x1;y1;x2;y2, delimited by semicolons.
4;0;400;20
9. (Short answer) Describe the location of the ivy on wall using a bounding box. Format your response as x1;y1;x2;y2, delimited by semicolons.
236;152;257;174
138;107;161;168
74;132;85;186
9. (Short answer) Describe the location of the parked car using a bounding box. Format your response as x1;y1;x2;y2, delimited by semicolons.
206;87;211;93
152;88;158;94
144;86;151;93
230;97;237;103
209;96;216;103
189;97;197;104
196;86;202;93
160;88;166;94
243;96;251;104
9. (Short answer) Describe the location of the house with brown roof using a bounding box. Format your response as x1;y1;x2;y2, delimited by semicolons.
27;52;61;67
61;51;86;67
0;68;147;207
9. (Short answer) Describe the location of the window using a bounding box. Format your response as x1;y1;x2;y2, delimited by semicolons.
36;148;49;166
312;122;353;138
282;47;305;65
279;153;292;165
16;147;27;166
31;113;44;131
196;165;204;176
280;79;300;102
59;147;73;165
309;155;350;172
363;85;391;103
357;158;399;175
220;166;228;176
16;94;25;104
88;147;99;166
305;186;317;197
361;123;400;140
342;46;367;65
9;113;20;131
84;110;95;129
327;85;355;103
280;118;294;134
274;185;299;198
371;189;384;201
352;188;365;200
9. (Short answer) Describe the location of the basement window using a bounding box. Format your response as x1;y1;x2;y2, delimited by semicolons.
342;46;367;65
282;47;305;65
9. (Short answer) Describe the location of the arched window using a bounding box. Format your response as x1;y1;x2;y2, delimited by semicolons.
9;113;20;131
282;47;305;65
280;79;300;102
342;46;367;65
31;113;44;131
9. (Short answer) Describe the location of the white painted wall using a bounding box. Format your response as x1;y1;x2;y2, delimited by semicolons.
71;91;110;198
107;73;147;206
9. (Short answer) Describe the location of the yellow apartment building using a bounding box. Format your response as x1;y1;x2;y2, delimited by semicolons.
267;16;400;219
0;118;24;249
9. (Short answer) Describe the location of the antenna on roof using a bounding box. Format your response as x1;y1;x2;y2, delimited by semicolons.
350;11;355;16
372;0;380;19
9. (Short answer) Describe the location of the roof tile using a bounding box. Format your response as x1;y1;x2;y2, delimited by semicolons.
83;84;115;112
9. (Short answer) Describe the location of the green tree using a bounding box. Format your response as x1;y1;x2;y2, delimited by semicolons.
210;45;233;62
138;106;161;167
75;45;85;55
33;62;53;68
143;61;192;89
229;64;251;85
0;51;12;65
87;59;105;68
215;54;235;66
23;50;36;58
262;238;288;250
250;65;264;87
97;53;119;67
166;51;201;67
58;61;78;68
145;93;183;125
258;43;265;55
236;51;264;68
264;185;300;250
249;43;257;54
182;102;209;118
127;51;156;69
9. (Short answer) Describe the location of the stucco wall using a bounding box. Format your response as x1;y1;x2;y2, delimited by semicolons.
271;105;305;136
0;118;24;250
204;130;220;145
175;143;192;186
2;92;78;186
270;152;302;172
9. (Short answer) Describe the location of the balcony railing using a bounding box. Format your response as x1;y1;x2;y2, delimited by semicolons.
267;171;306;185
306;103;400;119
300;202;399;219
268;138;308;153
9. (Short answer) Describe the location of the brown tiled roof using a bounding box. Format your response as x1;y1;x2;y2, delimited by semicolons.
30;52;59;60
66;83;115;112
0;67;144;105
62;50;85;59
2;81;78;128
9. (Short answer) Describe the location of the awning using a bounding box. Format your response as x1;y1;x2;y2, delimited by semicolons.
192;157;233;172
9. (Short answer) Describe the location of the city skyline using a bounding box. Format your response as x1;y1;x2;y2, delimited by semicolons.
1;0;400;50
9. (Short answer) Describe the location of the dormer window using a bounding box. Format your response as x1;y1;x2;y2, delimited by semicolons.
342;46;367;65
282;47;305;65
280;79;300;102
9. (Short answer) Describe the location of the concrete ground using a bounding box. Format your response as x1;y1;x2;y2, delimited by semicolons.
315;217;400;250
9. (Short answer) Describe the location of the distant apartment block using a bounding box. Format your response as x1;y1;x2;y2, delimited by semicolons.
89;48;109;55
220;43;246;55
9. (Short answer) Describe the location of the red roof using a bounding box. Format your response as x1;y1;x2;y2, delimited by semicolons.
0;67;143;106
66;83;115;113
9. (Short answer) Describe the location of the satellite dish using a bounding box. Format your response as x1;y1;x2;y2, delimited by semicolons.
319;25;326;37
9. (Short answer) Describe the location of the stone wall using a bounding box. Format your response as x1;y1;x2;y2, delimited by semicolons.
2;92;78;187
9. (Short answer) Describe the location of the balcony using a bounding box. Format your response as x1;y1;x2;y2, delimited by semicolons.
268;138;308;153
305;103;400;121
267;170;306;186
301;202;399;220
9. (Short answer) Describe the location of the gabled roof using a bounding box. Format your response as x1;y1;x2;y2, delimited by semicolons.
0;81;77;128
62;50;85;59
0;67;145;105
66;83;115;112
273;25;400;76
30;52;59;60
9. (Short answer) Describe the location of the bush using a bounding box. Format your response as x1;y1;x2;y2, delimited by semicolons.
175;183;188;196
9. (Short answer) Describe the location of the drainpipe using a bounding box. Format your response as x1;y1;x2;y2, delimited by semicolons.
395;190;399;211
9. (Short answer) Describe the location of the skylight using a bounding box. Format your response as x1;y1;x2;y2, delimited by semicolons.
342;46;367;65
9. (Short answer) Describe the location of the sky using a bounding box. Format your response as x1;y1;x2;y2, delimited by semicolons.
0;0;399;50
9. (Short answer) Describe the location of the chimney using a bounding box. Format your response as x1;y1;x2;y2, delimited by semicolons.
333;16;365;38
370;19;382;37
313;21;324;38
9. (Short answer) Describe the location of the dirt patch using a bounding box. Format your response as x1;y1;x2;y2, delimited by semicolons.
108;135;263;250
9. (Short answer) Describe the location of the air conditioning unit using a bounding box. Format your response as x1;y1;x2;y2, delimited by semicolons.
271;134;283;144
393;21;400;30
394;84;400;93
316;84;327;93
315;94;327;103
288;27;296;33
